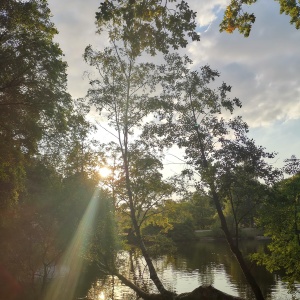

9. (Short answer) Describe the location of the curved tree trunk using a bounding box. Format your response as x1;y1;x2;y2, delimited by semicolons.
194;127;265;300
119;124;174;298
123;158;175;299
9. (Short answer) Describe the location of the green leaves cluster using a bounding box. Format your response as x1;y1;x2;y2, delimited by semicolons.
252;173;300;290
96;0;199;55
278;0;300;29
220;0;256;37
220;0;300;37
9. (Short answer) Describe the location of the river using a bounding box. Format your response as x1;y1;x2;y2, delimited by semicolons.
76;240;299;300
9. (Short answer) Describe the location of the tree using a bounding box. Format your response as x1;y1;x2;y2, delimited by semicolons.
83;0;247;298
143;53;281;299
0;2;81;296
0;0;72;210
252;160;300;292
190;190;215;230
0;159;63;300
84;40;176;296
40;111;105;179
220;0;300;37
220;166;268;245
85;190;118;276
85;2;198;295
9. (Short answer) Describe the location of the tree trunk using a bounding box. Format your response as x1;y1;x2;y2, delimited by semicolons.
211;189;265;300
194;126;265;300
122;153;175;299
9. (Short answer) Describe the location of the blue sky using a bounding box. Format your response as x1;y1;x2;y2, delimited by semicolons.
48;0;300;170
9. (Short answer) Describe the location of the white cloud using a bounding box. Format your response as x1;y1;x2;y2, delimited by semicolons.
47;0;300;160
188;0;227;27
48;0;107;99
187;0;300;128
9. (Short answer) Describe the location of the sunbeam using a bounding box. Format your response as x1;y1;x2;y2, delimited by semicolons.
44;187;100;300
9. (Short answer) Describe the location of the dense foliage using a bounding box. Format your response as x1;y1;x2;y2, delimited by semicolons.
253;172;300;290
0;1;106;299
0;0;72;209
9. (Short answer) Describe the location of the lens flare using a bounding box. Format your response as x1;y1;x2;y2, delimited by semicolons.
44;188;100;300
98;167;111;178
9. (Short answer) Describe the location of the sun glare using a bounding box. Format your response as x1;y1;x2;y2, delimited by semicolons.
98;291;105;299
44;188;101;300
98;166;111;178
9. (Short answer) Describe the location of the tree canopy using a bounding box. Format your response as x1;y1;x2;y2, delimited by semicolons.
0;0;72;209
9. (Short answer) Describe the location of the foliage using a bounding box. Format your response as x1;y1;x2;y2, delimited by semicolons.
143;53;280;299
0;158;101;299
221;168;269;242
167;219;195;241
283;155;300;175
124;146;174;229
0;159;63;299
40;111;105;179
190;191;215;229
95;0;199;55
141;199;196;243
0;0;72;209
252;173;300;290
87;190;118;272
98;143;175;236
220;0;300;37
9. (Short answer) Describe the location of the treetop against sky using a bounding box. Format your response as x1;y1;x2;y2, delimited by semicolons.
47;0;300;168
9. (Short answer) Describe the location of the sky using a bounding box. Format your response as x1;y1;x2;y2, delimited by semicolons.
47;0;300;171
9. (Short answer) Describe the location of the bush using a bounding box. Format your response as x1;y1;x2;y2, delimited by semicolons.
167;219;196;242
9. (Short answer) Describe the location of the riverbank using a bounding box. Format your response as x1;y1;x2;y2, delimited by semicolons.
194;228;269;240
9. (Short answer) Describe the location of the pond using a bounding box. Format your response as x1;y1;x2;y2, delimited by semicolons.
76;240;299;300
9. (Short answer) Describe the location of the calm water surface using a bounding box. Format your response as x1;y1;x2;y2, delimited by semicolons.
77;240;299;300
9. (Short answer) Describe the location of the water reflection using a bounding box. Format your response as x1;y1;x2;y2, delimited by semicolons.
78;240;299;300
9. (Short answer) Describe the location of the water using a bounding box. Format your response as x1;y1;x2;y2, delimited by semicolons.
77;240;300;300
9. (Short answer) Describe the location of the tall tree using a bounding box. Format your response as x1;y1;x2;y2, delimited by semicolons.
84;0;202;296
143;53;281;299
84;41;175;297
0;0;72;210
84;0;255;298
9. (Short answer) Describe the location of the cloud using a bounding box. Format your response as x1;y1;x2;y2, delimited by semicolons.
187;0;227;27
187;0;300;127
48;0;106;99
47;0;300;159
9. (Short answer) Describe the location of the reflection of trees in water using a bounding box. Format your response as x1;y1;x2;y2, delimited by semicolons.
176;240;277;299
128;248;152;293
85;248;155;300
87;275;137;300
80;241;290;299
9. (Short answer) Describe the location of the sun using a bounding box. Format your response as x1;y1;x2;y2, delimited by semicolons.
97;166;111;178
